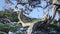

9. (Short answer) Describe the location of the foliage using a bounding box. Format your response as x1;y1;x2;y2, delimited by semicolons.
0;10;40;22
0;24;16;32
1;0;60;34
0;22;23;32
47;24;60;31
21;13;40;23
0;10;18;22
0;19;60;34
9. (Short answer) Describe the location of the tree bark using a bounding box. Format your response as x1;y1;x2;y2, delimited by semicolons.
17;11;26;27
50;5;57;22
27;20;48;34
53;0;60;5
27;4;57;34
27;21;39;34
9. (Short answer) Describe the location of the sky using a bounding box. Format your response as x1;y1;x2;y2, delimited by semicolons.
0;0;59;19
0;0;5;10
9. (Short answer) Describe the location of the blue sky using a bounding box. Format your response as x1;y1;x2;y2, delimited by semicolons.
0;0;59;19
0;0;5;10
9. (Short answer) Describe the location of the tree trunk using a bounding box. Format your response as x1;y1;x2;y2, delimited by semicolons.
27;5;57;34
27;20;48;34
27;21;38;34
14;2;25;27
17;11;26;27
53;0;60;5
58;8;60;19
48;5;57;23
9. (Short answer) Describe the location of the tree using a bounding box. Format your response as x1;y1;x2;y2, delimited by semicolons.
27;0;60;34
4;0;60;34
4;0;42;26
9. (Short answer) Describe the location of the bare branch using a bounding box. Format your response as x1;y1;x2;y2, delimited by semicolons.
4;0;13;4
